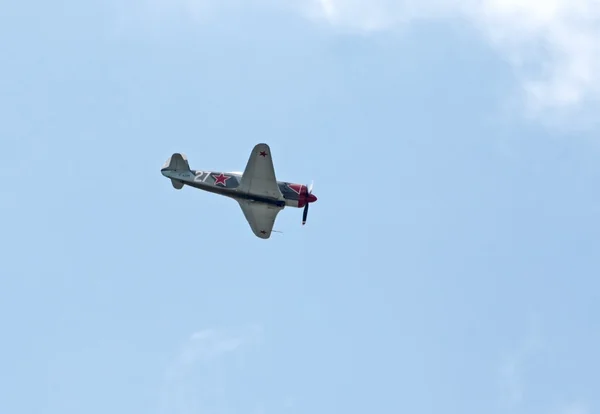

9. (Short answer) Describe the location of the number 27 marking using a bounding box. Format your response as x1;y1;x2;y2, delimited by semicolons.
194;171;211;182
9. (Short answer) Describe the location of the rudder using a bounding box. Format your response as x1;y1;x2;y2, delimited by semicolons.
161;153;190;190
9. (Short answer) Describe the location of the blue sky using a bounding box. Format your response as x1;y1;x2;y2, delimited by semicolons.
1;1;599;413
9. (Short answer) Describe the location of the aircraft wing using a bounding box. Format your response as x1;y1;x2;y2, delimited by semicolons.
238;143;283;200
237;200;283;239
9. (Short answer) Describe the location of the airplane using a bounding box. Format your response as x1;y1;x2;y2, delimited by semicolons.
160;143;317;239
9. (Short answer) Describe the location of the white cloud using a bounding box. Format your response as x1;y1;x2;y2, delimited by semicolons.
167;325;261;377
178;329;245;364
146;0;600;124
561;401;591;414
497;314;543;407
496;318;594;414
160;325;262;414
303;0;600;120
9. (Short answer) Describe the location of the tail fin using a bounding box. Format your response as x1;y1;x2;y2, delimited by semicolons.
162;153;190;171
161;153;190;189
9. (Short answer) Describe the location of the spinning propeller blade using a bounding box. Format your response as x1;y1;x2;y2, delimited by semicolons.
302;203;309;225
302;182;313;226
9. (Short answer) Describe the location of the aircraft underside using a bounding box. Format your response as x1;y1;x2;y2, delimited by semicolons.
183;180;288;207
161;143;317;238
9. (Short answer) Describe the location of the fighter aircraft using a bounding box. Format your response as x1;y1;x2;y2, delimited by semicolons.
160;143;317;239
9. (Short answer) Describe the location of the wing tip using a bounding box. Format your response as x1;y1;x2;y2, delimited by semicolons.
256;228;271;239
254;142;270;150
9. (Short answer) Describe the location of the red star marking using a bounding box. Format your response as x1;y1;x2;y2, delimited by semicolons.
212;173;231;186
260;230;267;235
259;151;267;157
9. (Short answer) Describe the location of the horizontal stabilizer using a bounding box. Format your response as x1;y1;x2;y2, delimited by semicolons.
171;179;184;189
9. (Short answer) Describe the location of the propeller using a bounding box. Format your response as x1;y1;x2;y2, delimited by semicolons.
302;181;314;226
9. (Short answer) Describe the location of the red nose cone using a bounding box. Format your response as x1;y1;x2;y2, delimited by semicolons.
308;194;317;203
